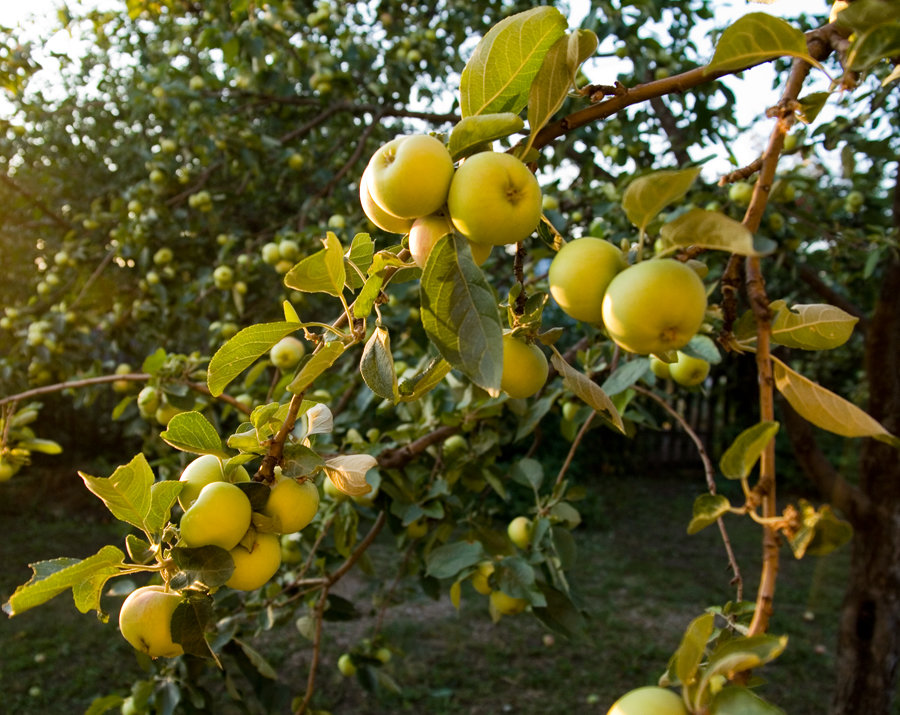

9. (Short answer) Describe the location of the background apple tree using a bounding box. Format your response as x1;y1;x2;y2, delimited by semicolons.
1;0;899;713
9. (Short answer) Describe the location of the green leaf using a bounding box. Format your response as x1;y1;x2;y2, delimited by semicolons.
706;633;788;679
448;113;526;161
360;326;398;402
283;232;346;297
622;167;700;233
511;457;544;491
787;499;853;559
674;612;715;686
496;556;546;606
426;541;486;579
169;546;235;590
346;232;375;290
141;347;167;375
683;334;722;364
207;321;299;397
288;341;346;394
834;0;900;34
710;686;786;715
160;411;227;456
796;91;830;124
659;209;775;256
769;302;859;350
600;359;650;397
79;454;155;533
705;13;820;75
171;594;218;661
419;234;503;397
85;695;125;715
532;583;587;640
847;21;900;71
523;29;598;155
3;545;125;616
147;480;184;534
352;271;384;320
72;562;121;618
235;639;279;680
549;348;625;433
398;356;453;402
459;6;567;118
772;356;899;445
16;438;63;454
687;494;731;534
719;421;780;480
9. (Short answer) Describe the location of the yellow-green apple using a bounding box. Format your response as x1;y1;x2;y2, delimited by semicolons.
337;653;356;677
263;476;320;533
501;335;548;399
601;260;707;355
471;560;495;595
365;134;454;219
225;532;282;591
359;166;414;234
409;212;491;268
669;351;710;387
447;151;542;246
507;516;533;549
490;589;527;616
178;454;225;510
649;355;672;380
118;585;184;658
548;237;626;323
607;686;688;715
180;482;252;550
270;336;305;370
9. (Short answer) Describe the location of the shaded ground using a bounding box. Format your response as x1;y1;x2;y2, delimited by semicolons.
0;466;852;714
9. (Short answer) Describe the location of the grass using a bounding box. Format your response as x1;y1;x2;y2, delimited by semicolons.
0;466;852;714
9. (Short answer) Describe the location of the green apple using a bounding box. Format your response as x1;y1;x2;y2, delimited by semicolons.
280;534;304;564
270;336;306;369
323;477;347;501
501;335;548;399
359;167;415;234
601;260;707;355
180;482;252;550
155;402;184;426
278;239;300;261
261;242;282;265
375;647;392;664
112;363;134;393
649;356;672;380
471;560;495;595
365;134;454;219
118;585;184;658
213;265;234;290
447;151;542;246
264;476;320;533
225;532;282;591
178;454;227;510
548;237;626;323
287;153;305;170
406;518;428;539
607;686;687;715
0;456;20;482
728;181;754;206
409;213;491;268
337;653;356;677
490;589;527;616
669;351;710;387
507;516;533;549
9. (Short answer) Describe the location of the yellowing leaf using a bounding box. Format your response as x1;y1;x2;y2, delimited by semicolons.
659;208;775;256
549;348;625;433
622;168;700;232
770;303;858;350
460;6;567;118
772;357;898;445
720;421;780;480
324;454;377;496
705;13;821;75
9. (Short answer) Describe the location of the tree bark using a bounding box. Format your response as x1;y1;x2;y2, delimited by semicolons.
830;254;900;714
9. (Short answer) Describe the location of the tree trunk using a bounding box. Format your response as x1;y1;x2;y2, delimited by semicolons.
830;255;900;715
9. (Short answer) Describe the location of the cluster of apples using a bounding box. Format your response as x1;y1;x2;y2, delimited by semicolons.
118;455;320;658
359;133;542;269
467;516;536;617
548;237;709;372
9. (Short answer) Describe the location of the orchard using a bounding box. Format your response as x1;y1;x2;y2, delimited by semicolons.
1;1;899;714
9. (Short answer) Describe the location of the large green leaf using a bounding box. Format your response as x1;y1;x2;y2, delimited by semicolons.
79;454;157;533
772;356;898;445
160;411;228;457
426;541;486;580
659;209;775;256
523;29;598;155
419;235;503;397
847;21;900;71
719;421;780;480
460;6;567;118
3;545;125;616
673;612;715;686
834;0;900;34
622;168;700;233
397;356;453;402
705;13;820;75
448;113;526;160
283;231;346;297
207;321;299;397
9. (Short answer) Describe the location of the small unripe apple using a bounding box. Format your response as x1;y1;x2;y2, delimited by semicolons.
153;247;173;265
728;181;754;206
278;240;300;261
213;265;234;290
490;590;527;616
270;336;306;369
261;242;282;265
668;351;710;387
471;560;495;595
501;335;548;399
507;516;533;549
288;153;305;170
337;653;356;677
649;356;671;380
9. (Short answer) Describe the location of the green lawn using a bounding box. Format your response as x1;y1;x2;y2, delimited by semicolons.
0;468;849;714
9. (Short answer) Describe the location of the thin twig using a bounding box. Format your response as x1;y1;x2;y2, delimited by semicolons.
551;411;596;493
